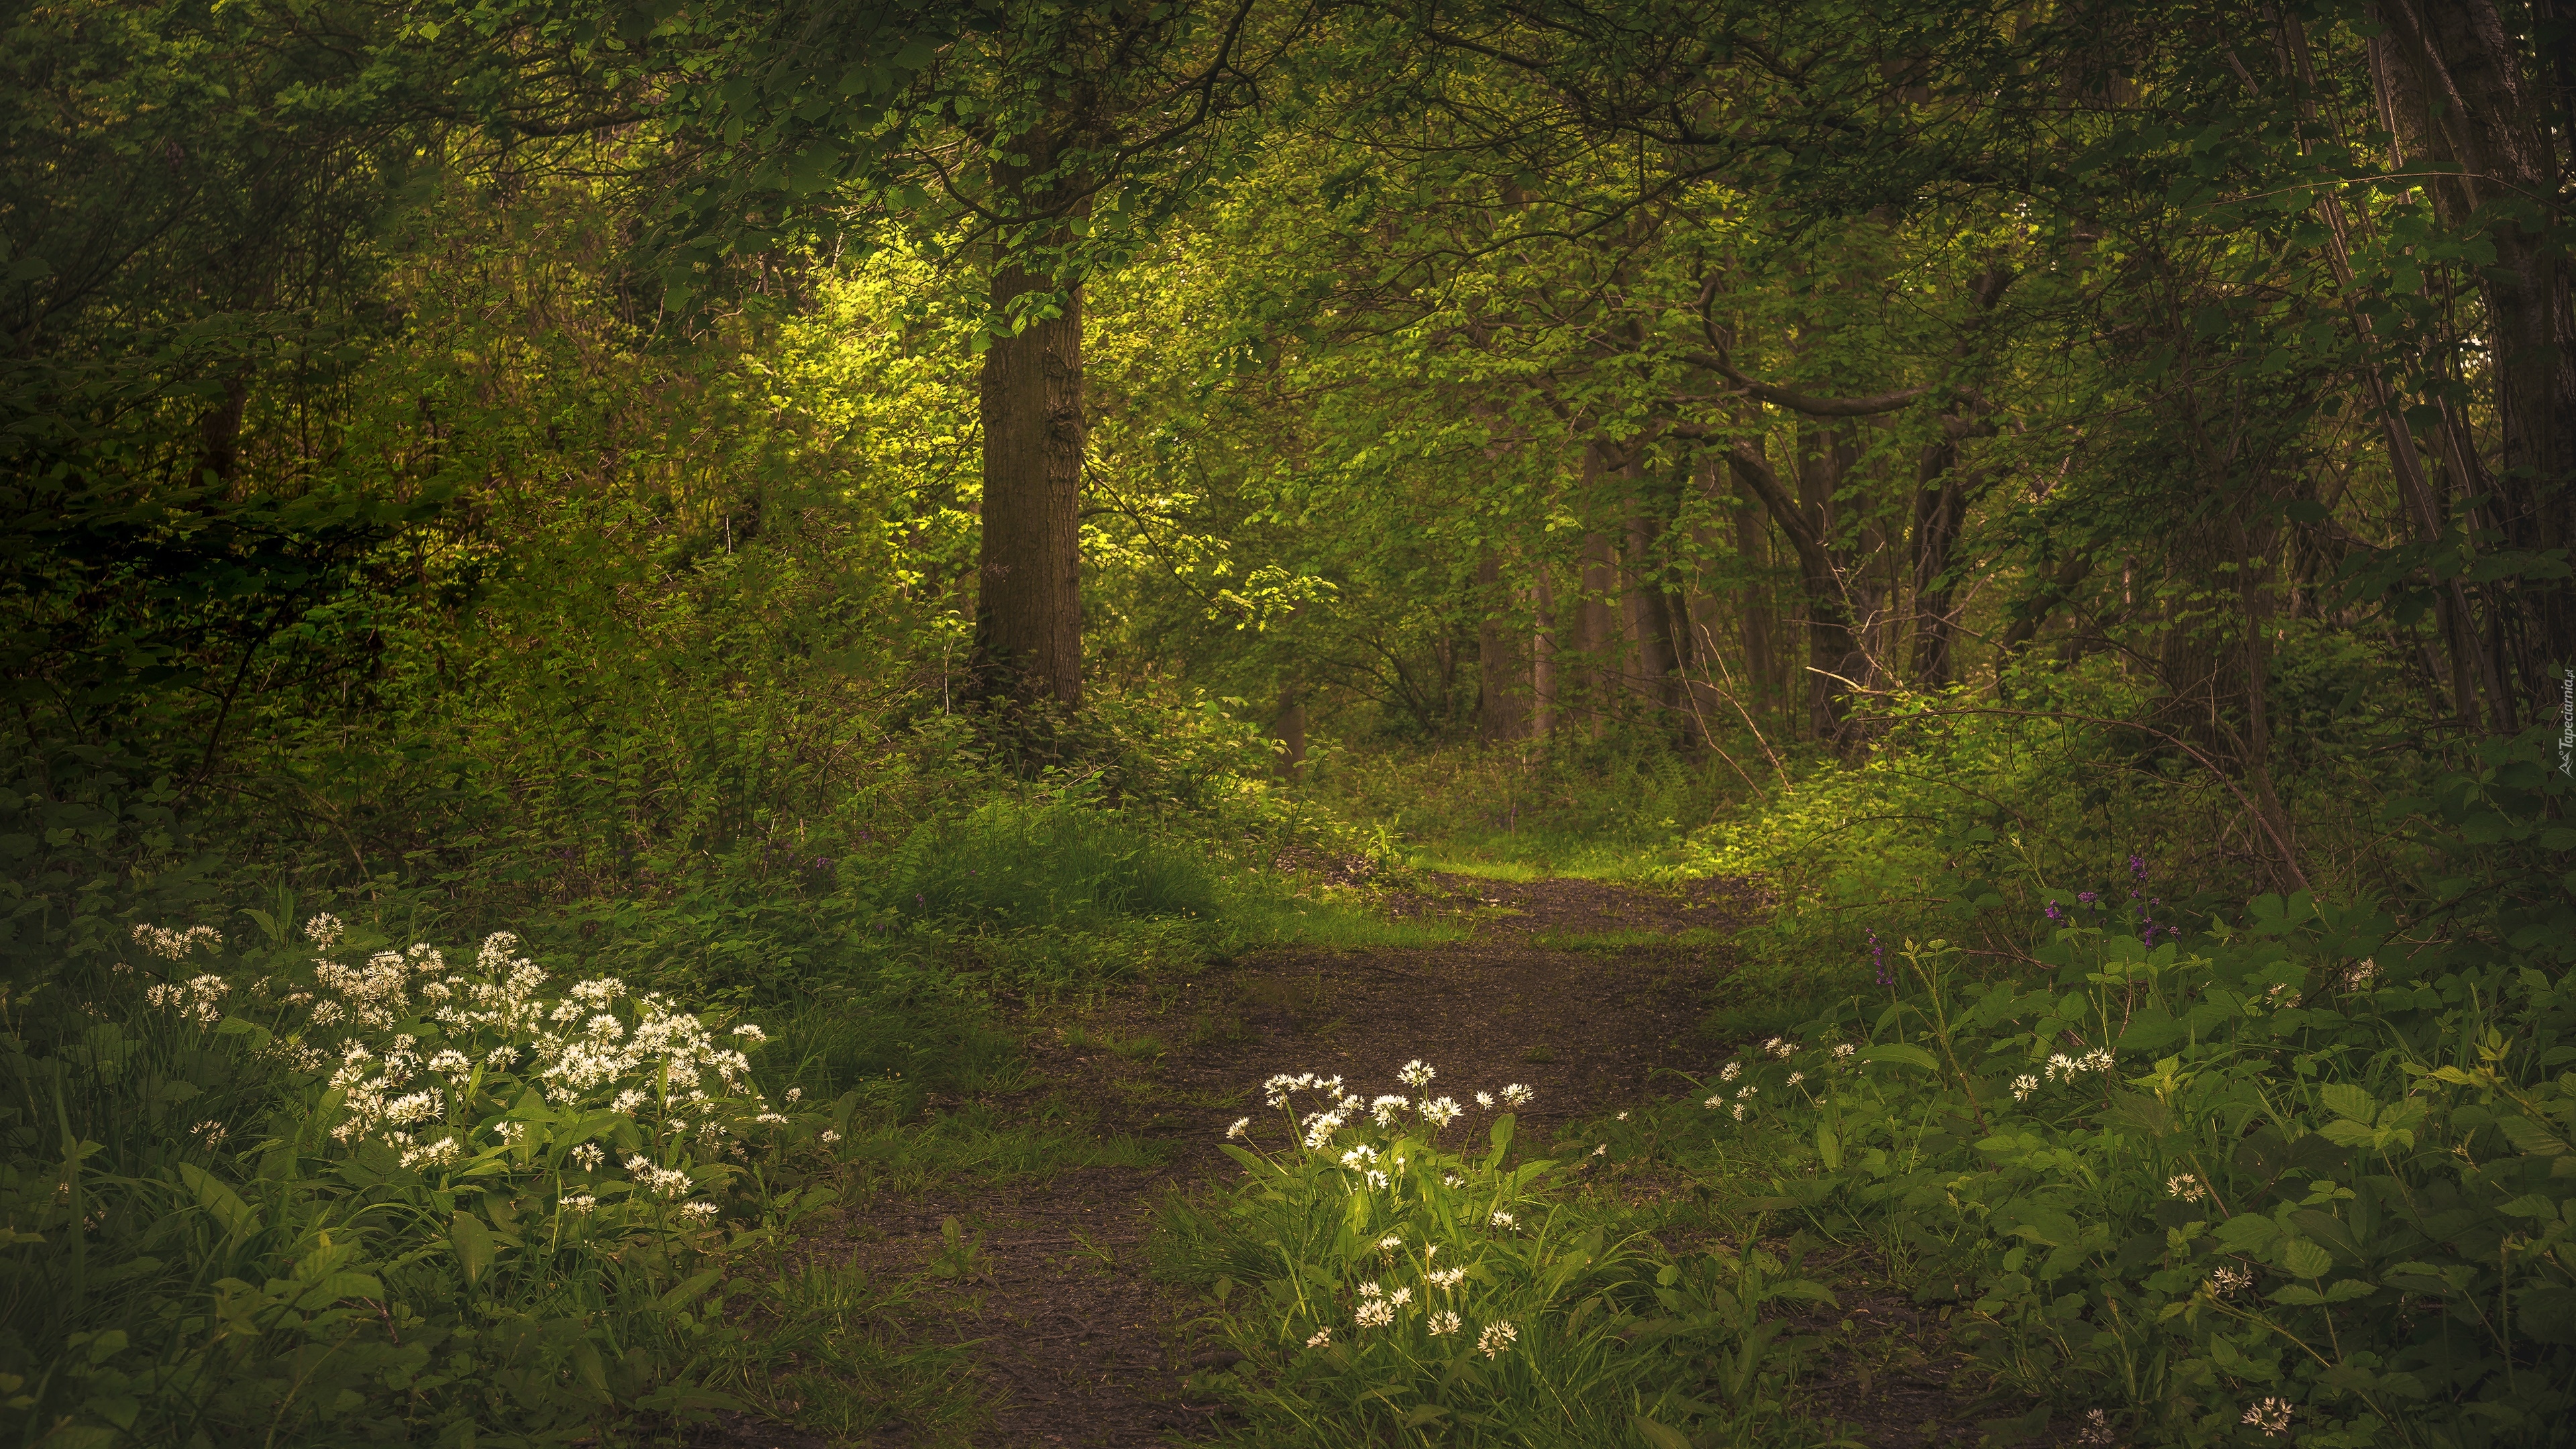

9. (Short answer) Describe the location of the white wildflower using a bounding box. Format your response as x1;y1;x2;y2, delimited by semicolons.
1428;1309;1461;1336
572;1142;605;1170
304;914;343;949
1489;1210;1516;1229
1719;1061;1741;1082
1377;1234;1404;1252
1477;1320;1517;1358
2012;1074;2039;1101
2167;1173;2208;1203
1371;1094;1409;1126
1428;1267;1467;1290
1227;1116;1250;1140
2242;1398;2292;1437
1418;1095;1462;1128
1358;1280;1383;1298
1355;1297;1395;1329
1475;1091;1495;1108
561;1194;597;1215
1388;1286;1412;1307
1305;1326;1331;1348
1499;1083;1534;1107
2210;1265;2252;1296
680;1200;720;1221
1397;1059;1435;1088
1832;1044;1856;1060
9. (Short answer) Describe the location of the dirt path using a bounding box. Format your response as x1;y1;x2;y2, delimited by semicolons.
754;873;1992;1448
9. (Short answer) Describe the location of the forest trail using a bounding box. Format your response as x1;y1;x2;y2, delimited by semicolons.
737;874;1992;1448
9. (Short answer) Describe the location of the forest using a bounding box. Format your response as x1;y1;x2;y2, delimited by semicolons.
1;0;2571;1444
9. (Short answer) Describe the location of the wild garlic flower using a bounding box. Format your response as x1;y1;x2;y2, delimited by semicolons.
1474;1091;1495;1108
1417;1096;1462;1128
193;1120;227;1144
400;1136;462;1169
2242;1399;2292;1436
1831;1044;1856;1060
1499;1083;1534;1107
1443;1172;1462;1187
730;1023;766;1042
818;1129;841;1144
1786;1072;1804;1086
1489;1210;1516;1229
1387;1286;1413;1307
1305;1327;1331;1348
1340;1143;1380;1168
1428;1267;1466;1291
1377;1234;1403;1252
680;1201;720;1221
1765;1038;1799;1059
2012;1074;2039;1101
2077;1409;2116;1446
145;973;230;1025
1358;1280;1383;1298
2167;1173;2208;1203
1371;1094;1410;1126
2045;1052;2079;1083
1428;1310;1461;1336
2082;1048;2115;1073
572;1142;605;1170
133;923;223;960
1719;1062;1741;1082
1477;1320;1517;1358
1364;1169;1390;1189
1591;1143;1607;1157
1226;1116;1250;1140
1303;1110;1348;1149
1737;1084;1758;1098
1355;1297;1395;1329
1704;1093;1726;1110
1397;1059;1436;1089
561;1194;596;1214
2210;1265;2252;1296
785;1087;802;1102
303;914;343;949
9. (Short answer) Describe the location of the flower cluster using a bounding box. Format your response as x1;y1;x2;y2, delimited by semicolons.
2045;1048;2116;1082
2165;1172;2208;1203
2241;1398;2292;1437
133;924;223;961
145;973;229;1025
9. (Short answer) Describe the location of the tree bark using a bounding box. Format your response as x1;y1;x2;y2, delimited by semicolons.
972;122;1087;711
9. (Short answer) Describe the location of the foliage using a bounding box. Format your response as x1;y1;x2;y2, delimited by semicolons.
0;911;860;1446
1167;1067;1837;1446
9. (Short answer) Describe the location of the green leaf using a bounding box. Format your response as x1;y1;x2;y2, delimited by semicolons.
2319;1083;2377;1123
659;1269;724;1313
1633;1416;1693;1449
2282;1238;2334;1279
178;1165;258;1236
450;1210;494;1286
1857;1043;1940;1071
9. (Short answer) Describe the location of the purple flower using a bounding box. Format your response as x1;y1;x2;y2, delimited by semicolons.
1870;930;1892;987
2078;891;2098;905
2045;901;2063;921
2129;854;2149;882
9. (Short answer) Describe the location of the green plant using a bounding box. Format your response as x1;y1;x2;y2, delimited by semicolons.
1170;1066;1834;1446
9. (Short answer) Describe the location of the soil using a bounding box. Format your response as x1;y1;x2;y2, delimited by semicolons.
711;872;2010;1448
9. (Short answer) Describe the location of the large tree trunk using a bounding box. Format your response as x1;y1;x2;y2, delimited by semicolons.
971;125;1086;711
2372;0;2576;706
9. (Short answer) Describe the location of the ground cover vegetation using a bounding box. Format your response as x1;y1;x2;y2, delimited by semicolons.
3;0;2571;1444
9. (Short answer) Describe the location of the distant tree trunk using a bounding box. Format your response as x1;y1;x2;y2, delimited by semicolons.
1576;527;1618;738
1910;436;1976;690
1621;495;1680;720
1477;553;1529;741
971;121;1086;711
1532;566;1560;742
1273;686;1307;776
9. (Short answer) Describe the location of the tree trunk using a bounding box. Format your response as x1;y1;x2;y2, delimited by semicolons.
1532;566;1559;742
2372;0;2576;703
1273;687;1307;776
971;123;1087;711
